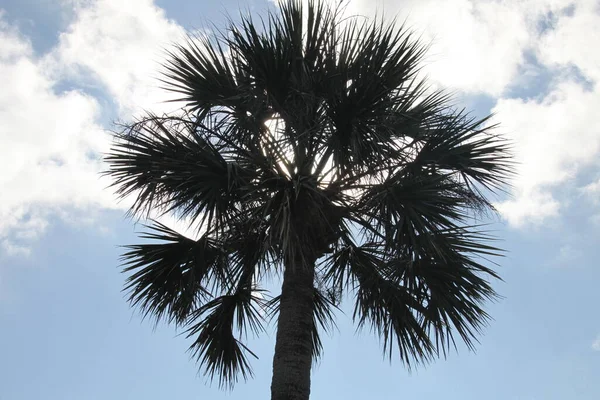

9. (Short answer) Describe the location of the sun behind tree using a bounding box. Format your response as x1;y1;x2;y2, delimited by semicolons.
105;1;512;399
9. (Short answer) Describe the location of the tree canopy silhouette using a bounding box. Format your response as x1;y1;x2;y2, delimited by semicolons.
105;1;512;399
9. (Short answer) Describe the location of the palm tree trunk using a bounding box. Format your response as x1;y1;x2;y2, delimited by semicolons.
270;257;315;400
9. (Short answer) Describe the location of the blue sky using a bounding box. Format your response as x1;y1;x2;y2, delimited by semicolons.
1;0;599;399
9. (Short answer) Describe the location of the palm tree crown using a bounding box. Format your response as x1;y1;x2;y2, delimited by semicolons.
105;0;512;397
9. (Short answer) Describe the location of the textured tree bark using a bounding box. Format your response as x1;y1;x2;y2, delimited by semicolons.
270;257;315;400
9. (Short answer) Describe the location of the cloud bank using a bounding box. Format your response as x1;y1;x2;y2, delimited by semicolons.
325;0;600;227
2;0;600;255
0;0;183;254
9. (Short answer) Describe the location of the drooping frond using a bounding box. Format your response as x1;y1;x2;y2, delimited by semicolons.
120;221;226;325
310;287;338;359
383;229;502;354
181;219;273;387
322;227;502;367
121;220;272;387
186;288;265;388
323;237;433;365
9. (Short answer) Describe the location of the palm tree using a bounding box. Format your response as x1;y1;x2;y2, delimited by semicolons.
105;1;511;399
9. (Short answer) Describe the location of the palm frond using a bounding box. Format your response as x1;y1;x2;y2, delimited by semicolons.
323;226;502;367
120;221;226;325
184;244;266;388
363;170;470;225
185;289;264;388
319;16;429;175
105;115;254;230
412;112;513;193
161;33;241;112
324;238;435;366
311;287;338;359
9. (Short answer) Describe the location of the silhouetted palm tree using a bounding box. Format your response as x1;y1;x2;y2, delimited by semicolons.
105;1;511;399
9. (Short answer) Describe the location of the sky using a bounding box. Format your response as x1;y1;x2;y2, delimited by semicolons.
0;0;599;399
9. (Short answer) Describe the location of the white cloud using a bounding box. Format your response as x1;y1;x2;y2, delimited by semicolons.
495;190;560;228
537;0;600;83
0;0;186;254
582;179;600;203
317;0;600;227
392;0;531;96
54;0;185;115
491;0;600;227
318;0;573;97
0;11;31;60
493;81;600;226
0;13;114;254
581;177;600;225
336;0;600;228
549;243;584;268
2;241;32;258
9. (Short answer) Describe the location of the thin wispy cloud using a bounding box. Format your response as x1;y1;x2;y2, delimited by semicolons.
592;335;600;351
